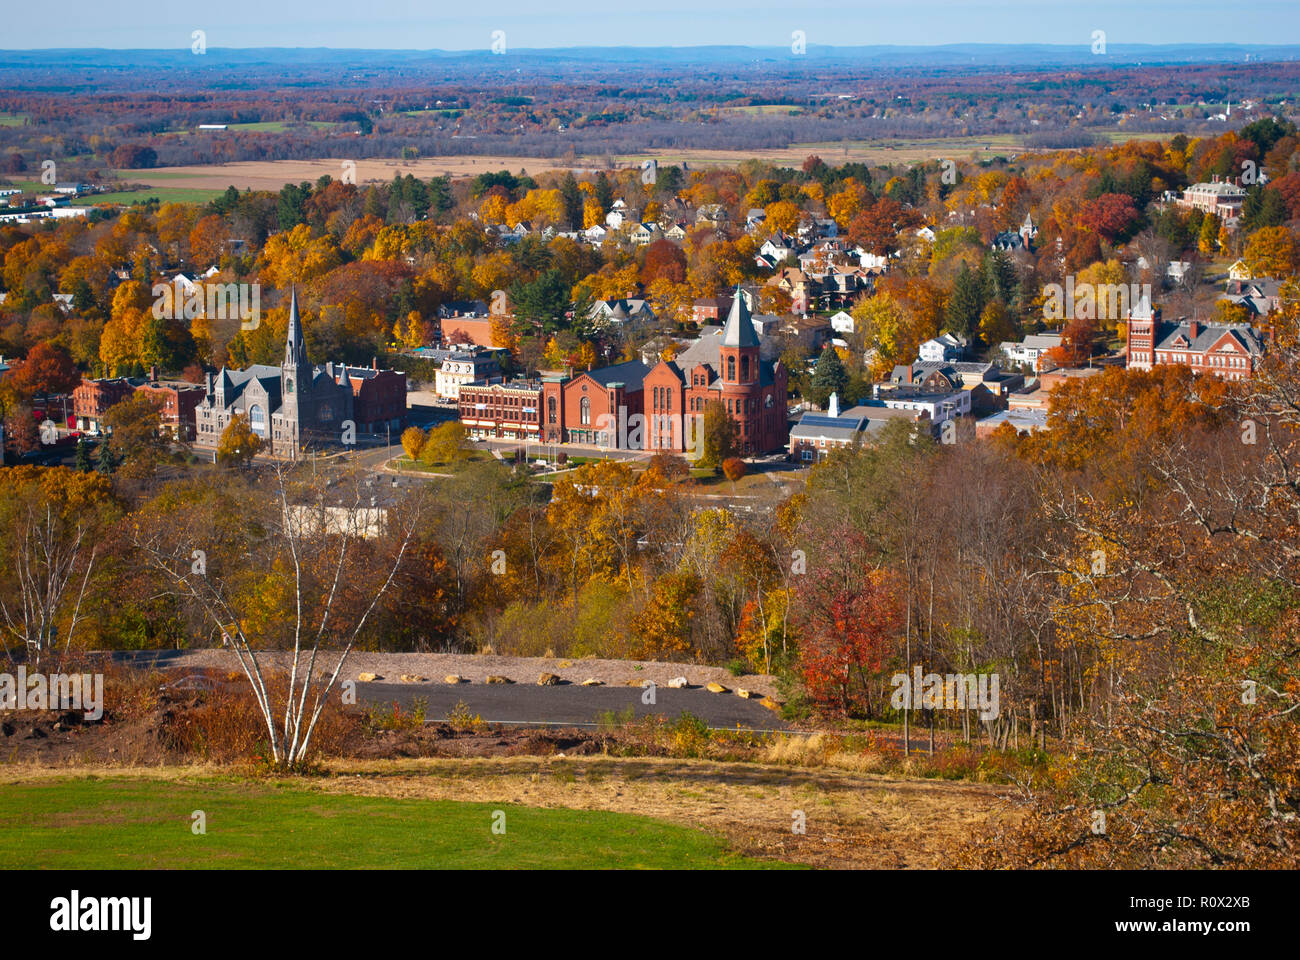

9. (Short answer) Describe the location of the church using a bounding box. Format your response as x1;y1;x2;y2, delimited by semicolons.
193;288;400;457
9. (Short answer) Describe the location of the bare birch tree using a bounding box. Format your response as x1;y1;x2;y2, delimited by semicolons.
133;462;421;769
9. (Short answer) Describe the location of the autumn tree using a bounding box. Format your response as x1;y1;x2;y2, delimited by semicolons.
400;426;426;460
697;400;739;470
216;413;262;466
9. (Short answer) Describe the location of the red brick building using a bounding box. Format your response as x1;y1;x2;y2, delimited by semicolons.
642;289;789;455
1126;302;1265;382
460;377;544;442
540;360;648;448
72;378;137;433
330;362;407;433
133;379;205;440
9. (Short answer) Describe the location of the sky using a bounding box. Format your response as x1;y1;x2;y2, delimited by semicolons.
6;0;1300;50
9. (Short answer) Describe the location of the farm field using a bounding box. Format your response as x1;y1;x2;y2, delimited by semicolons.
0;774;794;869
117;129;1179;194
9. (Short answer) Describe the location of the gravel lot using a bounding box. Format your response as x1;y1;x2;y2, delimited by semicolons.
110;649;781;699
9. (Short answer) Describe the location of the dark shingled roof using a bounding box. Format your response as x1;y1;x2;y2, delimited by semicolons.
721;285;760;348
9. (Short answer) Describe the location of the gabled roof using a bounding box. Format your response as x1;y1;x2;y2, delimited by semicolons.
576;359;649;393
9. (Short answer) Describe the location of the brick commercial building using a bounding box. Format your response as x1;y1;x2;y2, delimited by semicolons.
459;377;545;442
333;361;407;434
74;373;206;439
133;377;205;439
72;377;137;433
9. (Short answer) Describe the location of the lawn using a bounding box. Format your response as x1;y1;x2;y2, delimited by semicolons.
0;776;791;869
391;449;495;473
0;113;26;127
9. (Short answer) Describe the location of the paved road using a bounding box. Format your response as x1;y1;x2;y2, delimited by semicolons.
360;680;789;731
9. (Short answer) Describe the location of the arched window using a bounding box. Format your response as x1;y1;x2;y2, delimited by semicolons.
741;356;749;381
249;404;267;437
727;355;736;380
547;397;557;424
580;397;590;425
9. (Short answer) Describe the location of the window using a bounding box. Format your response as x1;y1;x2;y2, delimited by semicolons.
727;356;736;380
249;404;267;437
580;397;590;425
548;397;557;424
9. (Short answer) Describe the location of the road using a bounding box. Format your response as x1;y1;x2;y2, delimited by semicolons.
361;679;788;731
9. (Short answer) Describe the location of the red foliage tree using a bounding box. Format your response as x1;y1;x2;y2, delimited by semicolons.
794;528;904;718
642;238;687;285
9;341;80;398
1076;192;1140;243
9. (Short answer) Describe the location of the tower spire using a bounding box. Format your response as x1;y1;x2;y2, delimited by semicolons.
721;284;759;348
284;286;307;368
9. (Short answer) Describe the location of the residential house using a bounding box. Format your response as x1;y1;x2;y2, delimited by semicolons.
918;333;967;363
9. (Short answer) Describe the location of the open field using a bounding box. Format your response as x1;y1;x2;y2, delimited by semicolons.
75;187;228;206
0;759;1011;868
0;773;789;869
118;130;1180;193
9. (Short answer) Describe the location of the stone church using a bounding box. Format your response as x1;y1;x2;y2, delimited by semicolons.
194;288;354;457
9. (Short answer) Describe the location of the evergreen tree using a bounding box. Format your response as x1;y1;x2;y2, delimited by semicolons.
594;172;614;213
94;438;117;475
74;438;92;472
947;262;986;339
560;173;583;231
808;344;848;408
427;176;453;218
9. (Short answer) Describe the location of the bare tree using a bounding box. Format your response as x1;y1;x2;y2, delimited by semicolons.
134;463;420;770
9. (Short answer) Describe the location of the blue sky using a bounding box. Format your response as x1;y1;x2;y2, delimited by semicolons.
8;0;1300;49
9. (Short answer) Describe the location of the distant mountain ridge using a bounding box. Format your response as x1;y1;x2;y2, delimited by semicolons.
2;42;1299;70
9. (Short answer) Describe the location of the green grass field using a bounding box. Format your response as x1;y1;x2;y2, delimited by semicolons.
0;776;792;869
223;120;339;133
75;187;227;206
0;113;26;127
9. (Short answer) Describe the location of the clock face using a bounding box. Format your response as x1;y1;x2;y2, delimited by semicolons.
285;378;294;395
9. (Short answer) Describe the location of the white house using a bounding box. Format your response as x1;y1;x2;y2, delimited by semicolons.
1000;332;1062;367
919;333;967;363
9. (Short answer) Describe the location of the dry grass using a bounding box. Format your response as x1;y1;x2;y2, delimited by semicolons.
311;754;1014;868
0;756;1012;868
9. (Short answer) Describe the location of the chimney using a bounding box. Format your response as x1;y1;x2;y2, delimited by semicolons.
149;365;158;382
828;392;840;417
1188;319;1200;341
905;364;914;385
